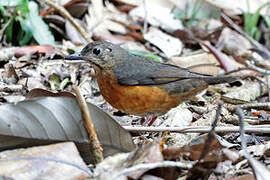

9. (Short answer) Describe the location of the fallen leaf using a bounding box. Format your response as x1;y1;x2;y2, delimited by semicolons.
15;45;55;58
0;96;135;163
65;19;87;45
217;28;252;64
163;134;226;161
129;0;183;32
144;27;183;58
0;142;89;180
169;52;221;75
95;140;164;179
222;80;268;104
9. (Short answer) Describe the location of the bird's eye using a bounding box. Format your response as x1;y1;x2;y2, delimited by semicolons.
93;48;101;55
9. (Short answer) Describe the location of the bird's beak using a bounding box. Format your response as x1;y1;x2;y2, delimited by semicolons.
65;54;88;60
65;53;101;68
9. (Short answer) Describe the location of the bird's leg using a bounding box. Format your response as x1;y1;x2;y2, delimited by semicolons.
141;115;158;126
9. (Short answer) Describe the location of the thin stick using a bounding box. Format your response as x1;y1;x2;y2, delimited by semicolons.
41;0;92;43
237;106;270;179
195;39;231;72
268;75;270;102
111;161;194;180
224;67;252;75
0;83;23;92
123;125;270;133
142;0;148;34
236;107;247;151
238;102;270;111
199;102;222;160
73;85;103;164
221;13;270;58
245;60;270;74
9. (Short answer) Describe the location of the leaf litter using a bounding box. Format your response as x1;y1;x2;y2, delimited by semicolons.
0;0;270;179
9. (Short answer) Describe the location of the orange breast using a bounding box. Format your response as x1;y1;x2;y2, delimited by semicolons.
96;70;182;116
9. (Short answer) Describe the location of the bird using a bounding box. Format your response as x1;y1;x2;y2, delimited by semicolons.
66;41;237;121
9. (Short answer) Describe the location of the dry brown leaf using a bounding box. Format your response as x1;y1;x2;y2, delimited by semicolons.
163;134;226;161
15;45;55;58
217;28;252;64
144;27;183;58
226;174;255;180
169;52;221;75
114;0;143;6
0;142;89;180
95;140;163;180
222;80;268;104
86;0;130;43
65;19;87;45
0;95;135;164
129;0;183;33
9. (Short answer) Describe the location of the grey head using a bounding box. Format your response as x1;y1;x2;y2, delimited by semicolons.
65;41;129;70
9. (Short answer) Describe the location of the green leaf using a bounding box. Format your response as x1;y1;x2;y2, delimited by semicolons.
0;6;5;16
0;0;26;6
16;0;29;16
49;74;60;90
60;78;70;90
254;29;261;41
16;16;33;45
264;16;270;27
129;50;163;63
67;48;75;54
243;1;270;38
6;15;15;41
26;1;55;45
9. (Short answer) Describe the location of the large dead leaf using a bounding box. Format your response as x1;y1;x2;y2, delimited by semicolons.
0;97;135;163
169;52;221;75
129;0;183;32
0;142;89;180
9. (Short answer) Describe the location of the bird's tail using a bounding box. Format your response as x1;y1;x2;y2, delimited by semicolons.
202;76;238;85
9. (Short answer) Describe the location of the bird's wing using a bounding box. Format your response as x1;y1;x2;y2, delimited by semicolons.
113;57;205;86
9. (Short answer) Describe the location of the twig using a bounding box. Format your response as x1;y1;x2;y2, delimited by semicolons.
196;39;232;72
0;83;23;92
41;0;92;43
235;102;270;111
199;102;222;161
224;67;251;75
268;75;270;101
0;17;13;40
236;107;247;151
73;85;103;164
245;60;270;74
236;107;270;179
123;125;270;133
142;0;148;34
0;156;92;177
111;161;194;179
221;13;270;58
40;0;84;17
